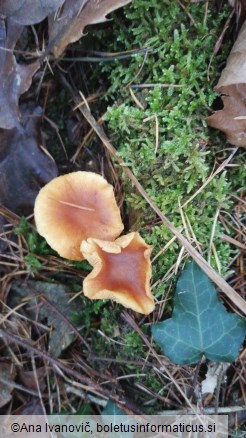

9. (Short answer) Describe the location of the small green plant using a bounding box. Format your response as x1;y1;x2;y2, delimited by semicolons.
15;217;53;256
24;254;43;272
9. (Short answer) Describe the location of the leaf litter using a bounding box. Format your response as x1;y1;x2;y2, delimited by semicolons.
0;363;16;408
0;103;57;215
48;0;133;58
201;362;230;397
10;280;81;357
207;19;246;148
0;0;65;25
0;18;39;129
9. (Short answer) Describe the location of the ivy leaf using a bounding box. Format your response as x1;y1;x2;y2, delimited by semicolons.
152;261;246;365
102;401;126;417
102;402;134;438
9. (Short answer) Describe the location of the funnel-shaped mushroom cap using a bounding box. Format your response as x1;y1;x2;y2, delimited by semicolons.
34;171;124;260
81;232;155;315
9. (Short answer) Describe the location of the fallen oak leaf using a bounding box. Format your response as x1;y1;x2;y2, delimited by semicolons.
19;367;47;393
0;0;65;25
152;261;246;365
207;20;246;148
0;1;133;128
207;84;246;147
10;280;80;357
0;102;57;216
0;18;39;129
228;0;246;31
48;0;133;58
14;401;44;415
0;363;16;408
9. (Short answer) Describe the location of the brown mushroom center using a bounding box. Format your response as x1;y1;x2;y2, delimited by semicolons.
96;240;148;304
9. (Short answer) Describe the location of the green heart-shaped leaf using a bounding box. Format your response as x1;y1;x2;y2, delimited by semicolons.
152;261;246;365
102;401;134;438
102;401;127;417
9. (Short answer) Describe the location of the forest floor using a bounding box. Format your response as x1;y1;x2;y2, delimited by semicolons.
0;1;245;437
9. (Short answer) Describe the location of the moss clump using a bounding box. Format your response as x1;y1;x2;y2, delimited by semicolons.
86;0;244;286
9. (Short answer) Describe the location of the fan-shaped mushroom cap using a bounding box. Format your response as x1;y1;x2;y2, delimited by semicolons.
34;171;124;260
81;232;155;315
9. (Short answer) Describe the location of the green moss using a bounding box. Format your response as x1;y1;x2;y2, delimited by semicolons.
87;0;244;281
15;217;53;256
24;254;43;272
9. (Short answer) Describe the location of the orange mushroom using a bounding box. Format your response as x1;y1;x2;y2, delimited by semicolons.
80;232;155;315
34;171;124;260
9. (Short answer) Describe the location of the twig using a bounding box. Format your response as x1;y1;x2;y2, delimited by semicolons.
31;354;46;415
207;9;234;81
126;47;151;87
220;233;246;250
158;406;246;415
176;0;196;26
131;83;182;89
208;206;220;265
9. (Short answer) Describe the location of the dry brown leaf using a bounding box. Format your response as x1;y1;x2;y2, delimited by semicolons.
0;0;65;25
19;367;47;393
0;363;16;408
48;0;133;58
0;18;39;129
207;20;246;148
14;401;44;415
228;1;246;30
10;280;78;357
201;362;229;396
0;102;57;216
